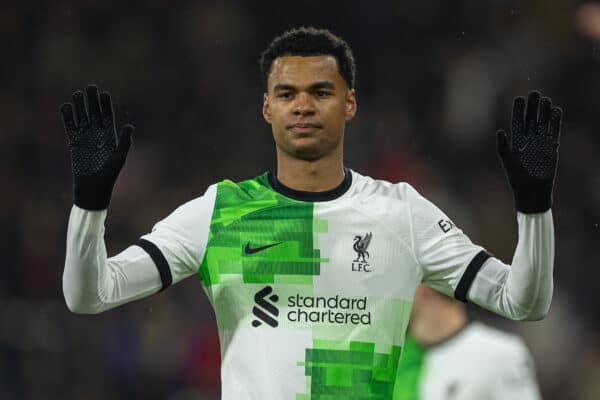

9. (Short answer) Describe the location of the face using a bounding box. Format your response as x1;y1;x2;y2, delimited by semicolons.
262;55;357;161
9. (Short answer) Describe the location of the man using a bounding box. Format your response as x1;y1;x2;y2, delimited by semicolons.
61;27;562;399
395;285;542;399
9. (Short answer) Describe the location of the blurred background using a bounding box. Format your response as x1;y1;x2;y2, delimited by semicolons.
3;0;600;398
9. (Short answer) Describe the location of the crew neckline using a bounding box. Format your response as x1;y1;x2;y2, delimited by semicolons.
267;168;352;202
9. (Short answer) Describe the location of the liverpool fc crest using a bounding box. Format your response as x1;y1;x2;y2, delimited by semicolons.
352;232;373;272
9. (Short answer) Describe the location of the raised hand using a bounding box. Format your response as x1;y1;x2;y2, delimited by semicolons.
496;91;563;213
61;85;134;210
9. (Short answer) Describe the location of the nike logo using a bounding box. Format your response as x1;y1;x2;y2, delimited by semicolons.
244;242;282;255
96;138;109;150
517;141;529;152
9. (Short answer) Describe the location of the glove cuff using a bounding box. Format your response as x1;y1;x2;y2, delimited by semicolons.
514;191;552;214
73;176;114;211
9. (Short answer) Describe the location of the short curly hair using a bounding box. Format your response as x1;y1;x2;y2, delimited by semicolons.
259;27;356;90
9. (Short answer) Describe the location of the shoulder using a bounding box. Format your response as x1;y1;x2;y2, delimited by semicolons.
348;171;447;225
215;173;270;198
344;170;425;233
154;171;270;226
469;323;529;348
427;323;534;382
458;323;532;364
347;169;423;203
213;172;303;205
456;323;539;393
424;323;539;398
153;183;219;228
345;170;451;240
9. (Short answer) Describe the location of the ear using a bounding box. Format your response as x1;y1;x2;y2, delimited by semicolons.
345;89;357;121
262;93;272;124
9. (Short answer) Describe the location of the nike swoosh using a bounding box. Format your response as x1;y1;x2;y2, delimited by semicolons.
244;242;282;255
96;138;109;150
517;141;529;152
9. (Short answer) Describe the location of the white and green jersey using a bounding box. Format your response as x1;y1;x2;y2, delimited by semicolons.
63;168;555;399
395;324;542;400
138;169;487;399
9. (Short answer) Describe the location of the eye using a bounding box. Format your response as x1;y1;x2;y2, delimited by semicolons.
277;92;293;99
315;90;332;98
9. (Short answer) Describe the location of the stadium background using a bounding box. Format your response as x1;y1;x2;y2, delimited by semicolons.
3;0;600;398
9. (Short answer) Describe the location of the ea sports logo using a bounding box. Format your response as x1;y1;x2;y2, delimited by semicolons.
252;286;279;328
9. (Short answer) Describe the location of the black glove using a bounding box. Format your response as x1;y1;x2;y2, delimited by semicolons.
61;85;134;210
497;91;563;214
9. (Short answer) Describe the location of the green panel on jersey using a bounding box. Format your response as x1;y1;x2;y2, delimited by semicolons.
297;340;402;399
392;336;424;400
198;174;328;287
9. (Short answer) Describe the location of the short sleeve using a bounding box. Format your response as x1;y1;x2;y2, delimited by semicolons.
407;185;491;300
138;184;217;288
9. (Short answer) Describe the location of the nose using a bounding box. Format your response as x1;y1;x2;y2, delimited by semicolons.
292;92;316;116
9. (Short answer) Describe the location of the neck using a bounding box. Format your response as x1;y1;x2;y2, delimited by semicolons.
410;302;468;347
275;148;345;192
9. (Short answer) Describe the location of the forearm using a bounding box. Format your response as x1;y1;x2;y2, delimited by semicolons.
63;206;163;314
467;210;554;320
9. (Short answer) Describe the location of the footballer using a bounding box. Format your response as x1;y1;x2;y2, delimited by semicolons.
61;27;562;399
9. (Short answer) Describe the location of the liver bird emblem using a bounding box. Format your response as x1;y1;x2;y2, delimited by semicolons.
353;232;372;263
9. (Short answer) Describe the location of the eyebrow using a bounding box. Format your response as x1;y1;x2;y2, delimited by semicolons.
273;81;336;92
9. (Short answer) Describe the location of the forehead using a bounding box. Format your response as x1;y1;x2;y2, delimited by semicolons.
268;55;345;89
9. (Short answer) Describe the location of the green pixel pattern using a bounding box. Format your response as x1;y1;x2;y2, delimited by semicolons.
297;340;403;399
392;336;424;400
198;174;328;287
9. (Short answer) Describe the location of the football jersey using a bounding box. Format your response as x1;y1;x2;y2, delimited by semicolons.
395;323;542;400
140;169;490;400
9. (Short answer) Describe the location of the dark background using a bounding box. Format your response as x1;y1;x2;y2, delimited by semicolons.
3;0;600;398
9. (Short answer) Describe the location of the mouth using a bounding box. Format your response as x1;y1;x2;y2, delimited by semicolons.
286;122;323;134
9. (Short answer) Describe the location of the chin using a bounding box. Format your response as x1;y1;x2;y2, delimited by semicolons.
277;138;328;161
274;130;341;161
288;146;325;161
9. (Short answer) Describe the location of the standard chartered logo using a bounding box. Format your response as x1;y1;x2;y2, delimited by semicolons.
252;286;279;327
251;286;371;328
287;294;371;325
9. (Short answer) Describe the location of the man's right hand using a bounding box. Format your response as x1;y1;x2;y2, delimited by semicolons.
61;85;134;210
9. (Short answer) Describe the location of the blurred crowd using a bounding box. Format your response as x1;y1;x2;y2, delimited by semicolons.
3;0;600;399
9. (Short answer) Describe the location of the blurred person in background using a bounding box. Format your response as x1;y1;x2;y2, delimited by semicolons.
60;26;562;399
395;284;542;399
575;2;600;41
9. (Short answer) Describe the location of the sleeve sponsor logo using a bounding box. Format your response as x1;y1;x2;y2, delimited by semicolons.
438;219;454;233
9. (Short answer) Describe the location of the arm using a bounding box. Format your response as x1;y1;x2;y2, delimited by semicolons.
63;207;164;314
417;91;562;321
417;206;554;321
61;84;143;313
466;211;553;321
467;91;562;320
60;85;210;314
63;190;215;314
